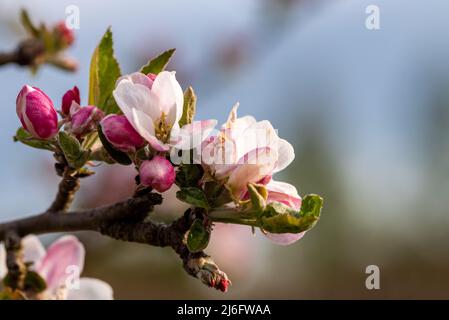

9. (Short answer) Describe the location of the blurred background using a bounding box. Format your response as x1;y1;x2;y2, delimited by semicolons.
1;0;449;299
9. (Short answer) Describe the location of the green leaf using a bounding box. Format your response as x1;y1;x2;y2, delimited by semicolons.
88;27;121;114
175;164;204;188
259;194;323;234
72;150;92;169
13;127;55;151
187;219;211;253
58;131;91;169
58;131;82;158
178;86;196;127
139;48;175;75
97;125;132;165
176;187;210;209
23;271;47;293
20;9;39;37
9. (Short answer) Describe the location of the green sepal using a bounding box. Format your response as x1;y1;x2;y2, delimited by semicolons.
258;194;323;234
187;219;211;253
178;86;196;127
247;183;267;211
176;187;210;209
13;128;56;151
23;271;47;293
175;164;204;188
58;131;91;169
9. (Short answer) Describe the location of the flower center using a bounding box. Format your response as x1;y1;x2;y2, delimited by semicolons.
155;112;172;142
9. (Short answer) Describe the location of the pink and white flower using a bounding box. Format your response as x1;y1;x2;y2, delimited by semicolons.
202;103;295;200
112;71;216;152
0;235;113;300
16;85;58;140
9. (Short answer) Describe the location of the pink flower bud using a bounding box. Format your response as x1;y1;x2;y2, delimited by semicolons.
140;156;175;192
100;114;145;152
16;85;58;139
61;86;80;115
55;21;75;46
69;105;105;136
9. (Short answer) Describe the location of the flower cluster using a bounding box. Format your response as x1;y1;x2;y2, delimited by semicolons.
8;29;323;298
14;69;320;241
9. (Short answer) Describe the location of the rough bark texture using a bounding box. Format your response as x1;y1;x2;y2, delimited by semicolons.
0;192;230;292
47;170;80;213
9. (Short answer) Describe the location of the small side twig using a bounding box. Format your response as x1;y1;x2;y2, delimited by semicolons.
0;38;45;67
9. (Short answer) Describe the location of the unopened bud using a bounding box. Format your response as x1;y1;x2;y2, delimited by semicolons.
139;156;175;192
61;86;80;115
16;85;58;139
68;105;104;136
55;21;75;47
100;114;145;153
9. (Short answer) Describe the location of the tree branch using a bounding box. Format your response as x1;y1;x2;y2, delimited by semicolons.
47;169;80;213
0;39;45;67
0;52;19;66
0;192;230;292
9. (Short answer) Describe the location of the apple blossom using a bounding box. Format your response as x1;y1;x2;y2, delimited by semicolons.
67;104;105;137
61;86;80;115
100;114;146;153
16;85;58;140
202;103;294;200
0;235;113;300
140;155;176;192
7;28;324;292
112;71;216;152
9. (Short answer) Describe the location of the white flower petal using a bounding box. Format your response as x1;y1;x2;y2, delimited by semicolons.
116;72;153;89
224;102;240;127
171;120;217;150
227;148;277;199
235;120;278;162
113;80;161;124
266;180;301;210
151;71;183;126
275;138;295;172
264;232;305;245
22;235;46;267
67;278;113;300
266;180;300;198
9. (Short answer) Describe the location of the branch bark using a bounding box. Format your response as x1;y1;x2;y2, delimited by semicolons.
0;39;45;67
46;169;80;213
0;192;230;292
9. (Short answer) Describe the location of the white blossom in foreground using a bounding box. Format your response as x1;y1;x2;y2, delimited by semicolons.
0;235;113;300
